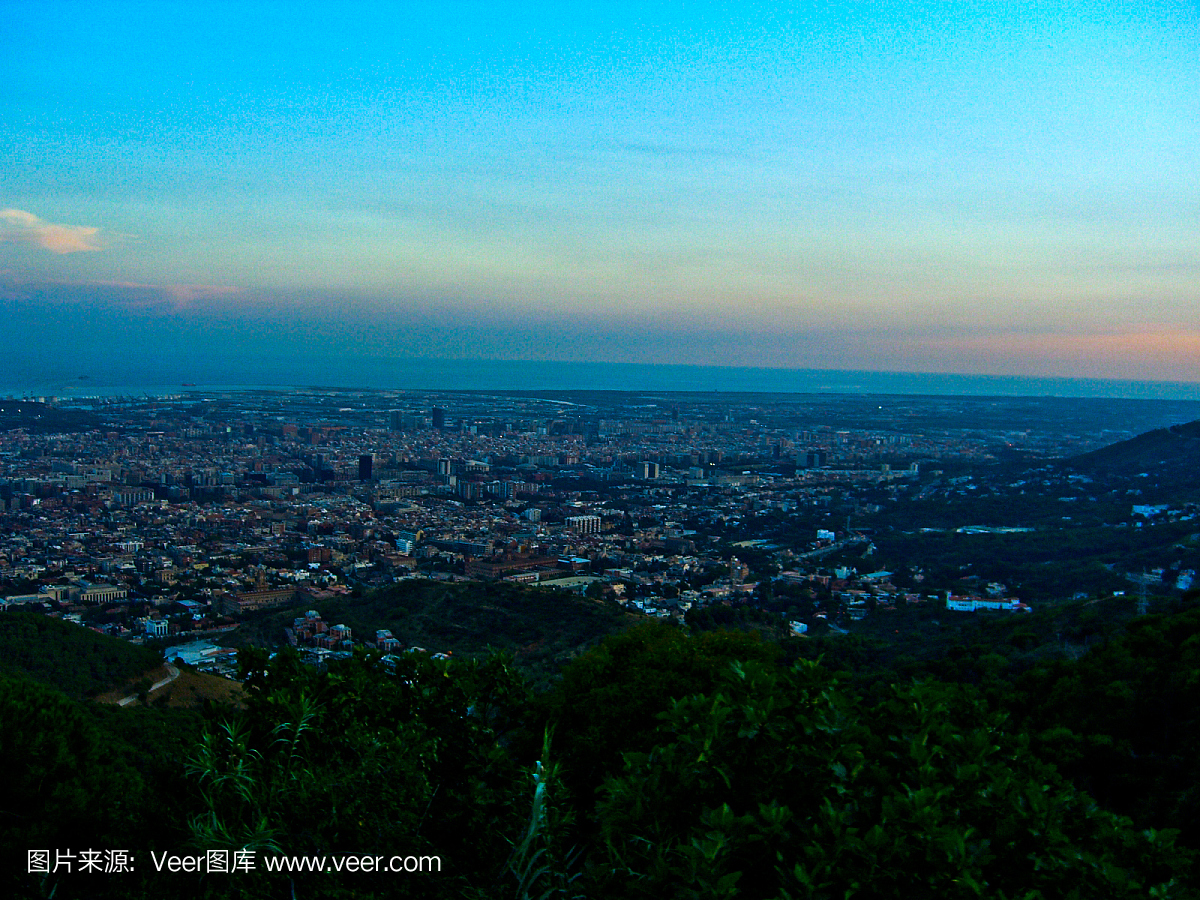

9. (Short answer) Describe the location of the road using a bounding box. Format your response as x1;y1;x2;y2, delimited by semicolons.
117;662;180;707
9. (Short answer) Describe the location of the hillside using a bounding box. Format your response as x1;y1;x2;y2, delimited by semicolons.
1065;419;1200;493
0;610;161;698
224;579;637;682
92;664;245;709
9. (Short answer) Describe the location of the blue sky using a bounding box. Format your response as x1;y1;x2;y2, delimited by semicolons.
2;1;1198;383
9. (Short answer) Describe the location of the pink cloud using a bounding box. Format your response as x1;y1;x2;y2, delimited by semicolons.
163;283;242;307
0;208;103;253
0;274;243;313
913;328;1200;381
73;279;243;312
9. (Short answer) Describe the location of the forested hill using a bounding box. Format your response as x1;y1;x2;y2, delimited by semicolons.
0;610;161;698
1065;418;1200;489
225;579;637;685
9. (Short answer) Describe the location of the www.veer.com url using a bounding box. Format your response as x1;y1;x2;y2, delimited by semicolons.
262;854;440;874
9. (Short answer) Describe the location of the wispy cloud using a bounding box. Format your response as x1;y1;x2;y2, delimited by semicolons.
0;275;242;313
96;280;242;310
0;208;104;253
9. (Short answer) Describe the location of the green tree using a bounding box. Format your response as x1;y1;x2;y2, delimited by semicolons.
537;623;779;813
187;647;533;898
586;661;1194;898
0;673;149;899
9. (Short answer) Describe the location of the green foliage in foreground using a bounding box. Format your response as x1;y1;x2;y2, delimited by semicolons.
1012;604;1200;846
189;638;1194;898
1;671;194;900
591;662;1190;899
8;619;1200;899
186;646;531;898
538;623;781;807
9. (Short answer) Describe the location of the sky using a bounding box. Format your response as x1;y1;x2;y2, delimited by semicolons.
2;1;1199;387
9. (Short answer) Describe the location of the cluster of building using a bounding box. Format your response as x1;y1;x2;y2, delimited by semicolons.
0;389;1159;647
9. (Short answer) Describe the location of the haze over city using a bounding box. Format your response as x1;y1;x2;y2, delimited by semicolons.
2;1;1198;385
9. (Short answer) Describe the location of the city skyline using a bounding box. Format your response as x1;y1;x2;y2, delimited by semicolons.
3;1;1198;384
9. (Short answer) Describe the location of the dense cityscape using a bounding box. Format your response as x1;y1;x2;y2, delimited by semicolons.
3;388;1199;673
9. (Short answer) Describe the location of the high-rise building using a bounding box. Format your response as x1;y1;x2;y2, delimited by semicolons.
432;407;445;430
358;454;374;482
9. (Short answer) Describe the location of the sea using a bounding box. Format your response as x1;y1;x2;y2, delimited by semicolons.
3;356;1199;401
